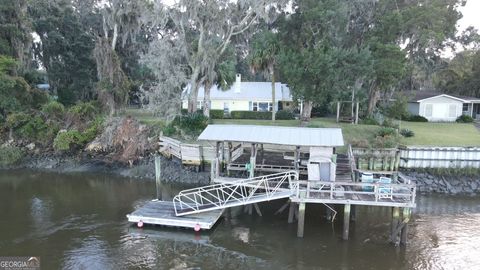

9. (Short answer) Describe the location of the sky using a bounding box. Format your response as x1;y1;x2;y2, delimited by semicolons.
457;0;480;32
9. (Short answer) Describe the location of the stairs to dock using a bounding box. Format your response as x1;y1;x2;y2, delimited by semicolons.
173;171;299;216
336;154;353;182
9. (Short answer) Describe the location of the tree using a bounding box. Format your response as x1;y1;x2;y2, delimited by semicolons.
92;0;147;115
277;0;372;121
0;0;32;74
435;50;480;97
0;56;33;117
201;44;236;117
142;0;286;117
248;31;279;121
29;0;97;105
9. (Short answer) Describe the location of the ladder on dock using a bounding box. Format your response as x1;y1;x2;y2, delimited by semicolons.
173;171;299;216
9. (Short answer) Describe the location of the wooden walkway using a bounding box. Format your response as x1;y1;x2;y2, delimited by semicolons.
126;200;223;230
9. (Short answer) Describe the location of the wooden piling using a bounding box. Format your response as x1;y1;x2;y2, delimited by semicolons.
155;155;162;200
343;204;351;240
288;202;295;223
297;202;306;237
401;208;410;245
391;207;400;244
350;205;356;222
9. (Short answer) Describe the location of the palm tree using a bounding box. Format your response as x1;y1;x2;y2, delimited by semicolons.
248;32;280;121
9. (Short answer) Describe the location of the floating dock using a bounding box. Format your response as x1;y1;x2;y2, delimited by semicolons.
127;200;223;230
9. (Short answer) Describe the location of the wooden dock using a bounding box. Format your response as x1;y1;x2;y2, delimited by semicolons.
126;200;224;230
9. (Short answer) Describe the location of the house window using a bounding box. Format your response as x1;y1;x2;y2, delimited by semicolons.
252;102;258;111
197;100;203;109
448;104;457;118
463;103;469;112
250;101;273;112
425;104;433;117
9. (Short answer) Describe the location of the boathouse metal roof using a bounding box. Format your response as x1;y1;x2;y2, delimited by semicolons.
198;125;344;147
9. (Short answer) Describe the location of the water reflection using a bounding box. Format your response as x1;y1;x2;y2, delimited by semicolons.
1;170;480;269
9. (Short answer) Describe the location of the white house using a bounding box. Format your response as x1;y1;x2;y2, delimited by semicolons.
182;74;294;113
405;91;480;122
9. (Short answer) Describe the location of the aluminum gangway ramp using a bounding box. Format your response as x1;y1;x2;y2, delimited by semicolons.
173;171;299;216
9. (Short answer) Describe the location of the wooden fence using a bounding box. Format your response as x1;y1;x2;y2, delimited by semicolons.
399;146;480;168
159;136;243;166
352;148;400;171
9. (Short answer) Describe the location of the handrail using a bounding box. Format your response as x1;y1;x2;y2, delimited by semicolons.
173;171;299;216
294;180;416;207
347;144;357;181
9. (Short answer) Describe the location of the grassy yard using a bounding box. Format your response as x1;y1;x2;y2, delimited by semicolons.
399;121;480;146
123;109;480;147
212;118;379;145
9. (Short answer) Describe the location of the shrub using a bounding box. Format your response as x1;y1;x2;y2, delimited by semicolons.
307;123;325;128
381;118;399;129
360;117;379;125
5;112;30;130
68;101;99;121
372;136;398;148
176;113;209;135
42;101;65;119
30;88;49;109
407;115;428;122
16;115;50;141
400;128;415;137
53;130;84;151
376;127;396;137
0;146;24;166
350;139;370;148
209;109;224;119
181;109;202;115
276;110;295;120
230;111;271;120
82;117;104;142
162;123;177;136
456;115;474;123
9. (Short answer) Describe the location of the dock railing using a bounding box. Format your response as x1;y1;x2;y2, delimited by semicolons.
293;180;416;208
347;144;357;181
173;171;299;216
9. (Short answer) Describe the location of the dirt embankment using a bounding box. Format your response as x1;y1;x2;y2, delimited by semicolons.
2;116;210;185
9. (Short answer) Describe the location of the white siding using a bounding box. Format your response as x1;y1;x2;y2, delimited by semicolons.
418;96;463;122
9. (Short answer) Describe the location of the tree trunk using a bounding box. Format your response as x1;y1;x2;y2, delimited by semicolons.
203;81;212;117
270;67;276;121
188;68;201;113
367;87;379;116
301;101;313;122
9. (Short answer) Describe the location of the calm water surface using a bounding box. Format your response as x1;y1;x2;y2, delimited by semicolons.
1;170;479;270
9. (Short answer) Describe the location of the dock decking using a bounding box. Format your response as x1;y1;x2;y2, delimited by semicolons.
126;200;224;230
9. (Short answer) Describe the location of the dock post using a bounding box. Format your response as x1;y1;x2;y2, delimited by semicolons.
288;202;295;223
297;191;306;237
297;202;306;237
401;208;410;245
391;207;400;244
155;155;162;200
343;204;351;240
350;205;356;222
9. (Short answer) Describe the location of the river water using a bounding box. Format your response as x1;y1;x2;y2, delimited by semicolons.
0;170;479;270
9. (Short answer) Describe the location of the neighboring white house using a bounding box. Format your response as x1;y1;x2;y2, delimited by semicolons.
182;74;294;113
405;91;480;122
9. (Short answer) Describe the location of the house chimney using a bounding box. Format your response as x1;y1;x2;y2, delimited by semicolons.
234;73;241;93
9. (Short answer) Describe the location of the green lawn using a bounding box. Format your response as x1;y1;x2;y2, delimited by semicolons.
213;118;480;147
212;118;379;146
399;121;480;146
123;109;480;147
